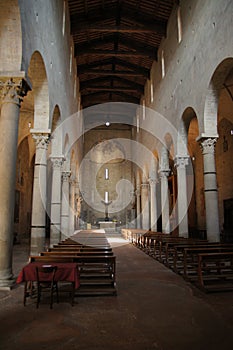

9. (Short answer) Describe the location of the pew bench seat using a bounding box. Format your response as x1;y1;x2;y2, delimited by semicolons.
197;252;233;292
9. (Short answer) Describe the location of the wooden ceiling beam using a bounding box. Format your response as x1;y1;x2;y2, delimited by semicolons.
80;76;144;91
72;25;162;34
81;91;140;105
79;69;145;77
75;34;157;59
77;58;150;77
76;49;155;59
70;8;166;36
81;86;141;93
77;58;114;71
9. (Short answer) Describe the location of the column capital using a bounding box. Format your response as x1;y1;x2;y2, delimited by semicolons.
62;171;71;182
174;155;189;168
31;130;51;150
141;182;149;190
0;77;30;106
50;156;64;169
158;169;170;179
199;137;217;155
135;188;141;196
148;178;158;186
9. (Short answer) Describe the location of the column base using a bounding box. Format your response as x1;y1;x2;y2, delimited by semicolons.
0;276;16;290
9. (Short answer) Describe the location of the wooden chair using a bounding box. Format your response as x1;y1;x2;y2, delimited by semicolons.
35;265;59;309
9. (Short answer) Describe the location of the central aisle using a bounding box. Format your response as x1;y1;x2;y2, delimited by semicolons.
1;233;233;350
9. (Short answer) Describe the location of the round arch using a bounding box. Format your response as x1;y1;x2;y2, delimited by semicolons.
28;51;49;130
203;57;233;137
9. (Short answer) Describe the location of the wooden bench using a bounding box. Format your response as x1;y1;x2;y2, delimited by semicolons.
30;255;117;296
47;249;113;256
182;245;233;280
51;245;112;252
197;251;233;292
158;238;208;265
172;242;231;273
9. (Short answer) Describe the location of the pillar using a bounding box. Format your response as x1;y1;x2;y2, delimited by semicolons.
30;131;50;255
200;138;220;242
141;182;150;230
149;178;158;232
61;171;71;239
75;182;83;230
159;170;170;234
69;177;76;235
136;186;141;228
175;156;189;237
50;156;64;246
136;171;141;228
0;77;29;288
159;146;170;234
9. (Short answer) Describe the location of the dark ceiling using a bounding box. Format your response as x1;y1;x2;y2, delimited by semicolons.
67;0;175;110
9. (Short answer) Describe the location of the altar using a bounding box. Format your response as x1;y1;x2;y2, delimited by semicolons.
99;221;116;230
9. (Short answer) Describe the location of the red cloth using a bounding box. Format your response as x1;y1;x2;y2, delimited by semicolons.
16;262;80;289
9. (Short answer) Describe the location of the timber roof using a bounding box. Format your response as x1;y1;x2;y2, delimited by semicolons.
67;0;175;109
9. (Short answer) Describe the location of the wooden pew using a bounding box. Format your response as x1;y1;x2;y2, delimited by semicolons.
51;245;112;252
182;245;233;280
197;251;233;292
30;255;117;296
41;251;114;257
172;242;230;273
158;238;207;265
48;247;113;254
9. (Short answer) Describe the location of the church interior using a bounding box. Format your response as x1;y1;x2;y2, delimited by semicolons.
0;0;233;349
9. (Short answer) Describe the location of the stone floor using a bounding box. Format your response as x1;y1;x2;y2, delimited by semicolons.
0;235;233;350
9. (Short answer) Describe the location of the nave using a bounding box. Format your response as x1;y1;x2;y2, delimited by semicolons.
0;231;233;350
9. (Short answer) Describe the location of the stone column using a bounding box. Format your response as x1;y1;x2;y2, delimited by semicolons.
200;138;220;242
50;156;64;246
30;131;50;255
159;146;170;234
135;187;141;228
149;178;158;231
61;171;71;240
75;182;83;230
175;156;189;238
69;177;76;235
159;170;170;234
141;182;150;230
0;78;29;289
136;171;141;228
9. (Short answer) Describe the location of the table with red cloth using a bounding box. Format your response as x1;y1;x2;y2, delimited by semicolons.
16;262;80;289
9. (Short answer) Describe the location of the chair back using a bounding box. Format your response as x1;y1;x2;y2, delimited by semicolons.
36;265;57;283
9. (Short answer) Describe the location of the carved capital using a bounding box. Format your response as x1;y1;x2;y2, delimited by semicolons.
158;169;170;179
200;138;217;155
149;178;158;186
62;171;71;182
31;133;50;150
50;156;64;169
0;78;29;106
141;182;149;190
174;156;189;168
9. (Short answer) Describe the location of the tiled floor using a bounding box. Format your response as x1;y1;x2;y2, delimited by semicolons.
0;236;233;350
